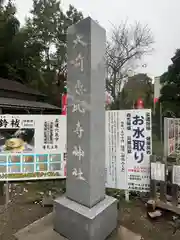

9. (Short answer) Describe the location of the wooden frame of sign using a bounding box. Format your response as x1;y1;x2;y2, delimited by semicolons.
148;155;180;215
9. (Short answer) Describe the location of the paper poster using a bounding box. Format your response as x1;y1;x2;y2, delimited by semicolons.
106;109;152;192
0;115;66;181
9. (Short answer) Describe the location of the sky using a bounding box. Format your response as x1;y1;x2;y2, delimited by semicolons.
15;0;180;78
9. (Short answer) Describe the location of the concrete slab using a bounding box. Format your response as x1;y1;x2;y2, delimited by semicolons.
14;213;65;240
14;213;142;240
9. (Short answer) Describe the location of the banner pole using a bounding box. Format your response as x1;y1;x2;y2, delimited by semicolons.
160;102;163;144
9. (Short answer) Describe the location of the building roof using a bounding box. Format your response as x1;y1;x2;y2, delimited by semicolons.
0;78;46;96
0;97;60;110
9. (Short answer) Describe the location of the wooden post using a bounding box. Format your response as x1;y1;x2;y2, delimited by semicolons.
172;164;179;206
5;181;9;208
159;156;167;202
0;182;4;205
172;184;178;206
150;155;157;199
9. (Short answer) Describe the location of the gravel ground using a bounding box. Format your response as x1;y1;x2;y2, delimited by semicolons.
0;200;52;240
119;198;180;240
1;182;180;240
0;181;59;240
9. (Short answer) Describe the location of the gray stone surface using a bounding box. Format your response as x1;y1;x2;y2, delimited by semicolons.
41;195;54;207
66;16;106;208
54;17;117;240
14;213;142;240
54;195;117;240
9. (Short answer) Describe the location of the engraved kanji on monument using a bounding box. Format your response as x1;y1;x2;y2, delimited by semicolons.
65;17;106;208
54;17;117;240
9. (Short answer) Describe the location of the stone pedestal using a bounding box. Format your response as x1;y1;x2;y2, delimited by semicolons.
53;17;117;240
54;196;117;240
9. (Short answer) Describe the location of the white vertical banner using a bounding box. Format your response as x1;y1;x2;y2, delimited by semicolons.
105;110;127;189
154;76;162;99
105;111;113;187
164;118;176;156
106;109;152;192
175;119;178;151
106;111;118;188
126;109;151;192
164;118;168;157
164;118;180;156
118;111;127;189
173;165;180;185
178;119;180;150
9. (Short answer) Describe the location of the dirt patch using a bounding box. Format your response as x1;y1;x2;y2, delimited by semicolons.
119;198;180;240
0;200;52;240
0;180;64;240
1;182;180;240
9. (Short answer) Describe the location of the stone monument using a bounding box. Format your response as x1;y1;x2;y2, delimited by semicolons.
53;17;117;240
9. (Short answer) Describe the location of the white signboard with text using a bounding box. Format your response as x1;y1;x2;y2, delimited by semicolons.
167;118;175;156
151;162;165;181
105;109;152;192
173;165;180;185
0;115;66;181
164;118;180;157
105;110;126;189
0;110;151;190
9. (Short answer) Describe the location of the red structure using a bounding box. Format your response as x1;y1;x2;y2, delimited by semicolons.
61;93;67;115
135;98;144;109
154;97;159;104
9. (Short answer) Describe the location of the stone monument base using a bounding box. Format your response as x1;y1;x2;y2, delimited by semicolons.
53;195;117;240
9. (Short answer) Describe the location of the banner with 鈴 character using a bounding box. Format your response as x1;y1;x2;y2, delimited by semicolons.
0;114;67;181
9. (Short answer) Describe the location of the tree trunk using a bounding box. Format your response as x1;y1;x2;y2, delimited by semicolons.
112;72;117;101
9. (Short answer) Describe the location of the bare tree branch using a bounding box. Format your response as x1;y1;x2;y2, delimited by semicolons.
106;20;154;99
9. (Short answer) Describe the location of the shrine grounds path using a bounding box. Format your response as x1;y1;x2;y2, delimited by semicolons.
0;179;180;240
